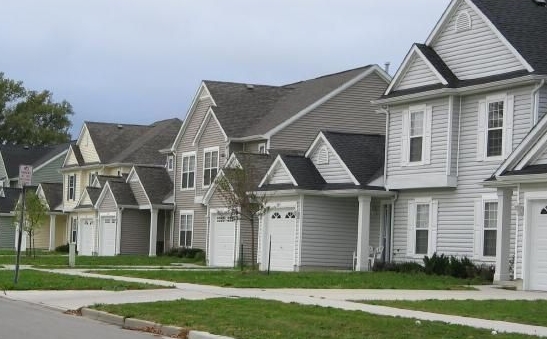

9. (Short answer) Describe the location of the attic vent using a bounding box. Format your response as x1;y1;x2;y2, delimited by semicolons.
246;84;254;90
455;11;472;32
317;145;329;165
533;0;546;6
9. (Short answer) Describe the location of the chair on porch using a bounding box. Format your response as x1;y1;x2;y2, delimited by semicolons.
368;246;384;270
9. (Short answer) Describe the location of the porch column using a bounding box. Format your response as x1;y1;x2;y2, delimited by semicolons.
356;196;372;271
495;188;513;282
48;215;56;251
149;208;158;257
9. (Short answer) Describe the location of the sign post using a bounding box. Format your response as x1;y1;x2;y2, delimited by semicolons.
14;165;32;284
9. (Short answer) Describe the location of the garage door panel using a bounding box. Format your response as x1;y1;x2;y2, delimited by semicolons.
529;201;547;291
210;216;236;267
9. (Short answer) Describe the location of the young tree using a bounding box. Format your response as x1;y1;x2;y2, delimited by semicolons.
0;72;73;145
215;154;269;269
13;190;48;258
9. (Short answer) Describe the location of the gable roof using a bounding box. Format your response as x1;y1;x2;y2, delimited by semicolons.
39;183;63;211
279;155;326;189
0;187;21;213
322;131;385;186
95;175;126;188
107;181;138;206
0;143;69;179
80;118;182;167
133;166;173;205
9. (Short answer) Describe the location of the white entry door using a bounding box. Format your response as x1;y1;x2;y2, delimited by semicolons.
265;209;296;271
79;219;94;256
210;214;236;267
529;200;547;291
99;216;117;256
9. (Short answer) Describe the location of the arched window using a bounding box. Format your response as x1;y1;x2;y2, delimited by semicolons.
455;11;472;32
285;212;296;219
271;212;282;219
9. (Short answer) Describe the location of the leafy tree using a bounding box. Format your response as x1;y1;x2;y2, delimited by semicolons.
0;72;73;145
215;154;269;269
14;190;48;258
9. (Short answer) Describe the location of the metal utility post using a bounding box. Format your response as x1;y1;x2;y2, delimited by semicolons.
14;164;32;284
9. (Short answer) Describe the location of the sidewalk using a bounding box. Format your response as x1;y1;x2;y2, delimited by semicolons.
3;267;547;337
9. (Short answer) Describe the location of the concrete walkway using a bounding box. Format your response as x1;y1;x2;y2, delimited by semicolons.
3;267;547;337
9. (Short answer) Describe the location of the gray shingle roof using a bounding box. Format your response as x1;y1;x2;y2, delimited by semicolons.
231;153;275;187
280;155;326;189
1;143;68;178
0;187;21;213
204;66;373;138
322;131;385;186
133;166;172;204
85;118;182;166
108;181;138;206
96;175;126;188
39;183;63;211
86;187;102;205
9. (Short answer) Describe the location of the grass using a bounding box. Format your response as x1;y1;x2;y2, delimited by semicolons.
88;270;480;290
0;269;169;291
0;254;204;267
94;298;537;339
363;299;547;327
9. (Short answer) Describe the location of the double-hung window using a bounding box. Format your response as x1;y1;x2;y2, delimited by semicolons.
483;201;497;257
71;218;78;244
181;153;196;190
408;198;438;257
487;100;504;157
415;203;430;255
203;148;219;187
179;211;193;248
477;94;514;161
167;155;174;172
402;105;431;166
409;110;424;163
67;174;76;201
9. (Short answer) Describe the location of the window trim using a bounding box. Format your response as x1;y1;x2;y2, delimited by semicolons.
485;94;507;160
408;197;437;258
167;155;174;172
480;193;498;260
202;146;220;188
67;174;76;201
179;210;194;248
409;107;426;164
180;152;196;191
402;104;431;167
414;200;431;256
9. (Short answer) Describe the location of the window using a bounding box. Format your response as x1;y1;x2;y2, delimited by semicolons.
483;201;497;257
88;172;97;186
285;212;296;219
409;110;424;163
67;174;76;201
167;155;174;171
271;212;281;219
179;212;193;248
258;143;266;154
71;218;78;244
487;100;504;157
415;203;430;255
181;153;196;189
203;148;219;187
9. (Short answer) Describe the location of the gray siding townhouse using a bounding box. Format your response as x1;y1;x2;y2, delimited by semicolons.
374;0;547;290
165;65;391;267
257;131;390;271
0;187;21;249
61;119;181;256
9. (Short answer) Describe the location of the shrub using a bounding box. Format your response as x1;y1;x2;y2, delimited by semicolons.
55;243;70;253
373;261;424;274
422;253;495;282
423;253;450;276
166;247;205;259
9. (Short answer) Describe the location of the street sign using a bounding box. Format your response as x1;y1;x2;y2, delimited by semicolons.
18;165;32;187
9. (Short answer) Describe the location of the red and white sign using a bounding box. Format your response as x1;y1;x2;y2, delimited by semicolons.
18;165;33;187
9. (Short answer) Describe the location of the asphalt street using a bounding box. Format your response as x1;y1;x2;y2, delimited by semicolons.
0;298;161;339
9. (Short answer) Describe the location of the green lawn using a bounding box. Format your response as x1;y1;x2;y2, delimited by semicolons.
0;269;169;291
0;254;204;267
89;270;481;290
364;299;547;327
94;298;537;339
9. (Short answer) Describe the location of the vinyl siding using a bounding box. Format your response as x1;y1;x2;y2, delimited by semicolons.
270;73;387;151
32;155;64;185
310;140;353;184
391;88;532;262
243;141;267;153
387;98;449;177
450;97;461;176
120;209;150;255
54;215;68;247
538;85;547;122
98;190;117;212
129;179;149;206
533;149;547;165
268;164;293;185
0;217;15;249
396;55;440;91
80;191;93;206
432;1;525;80
0;153;8;187
300;196;359;269
33;222;50;249
79;127;100;163
65;149;79;166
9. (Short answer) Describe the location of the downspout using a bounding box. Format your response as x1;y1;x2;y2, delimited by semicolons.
514;183;520;280
531;80;545;125
389;192;398;262
171;151;177;250
456;96;462;176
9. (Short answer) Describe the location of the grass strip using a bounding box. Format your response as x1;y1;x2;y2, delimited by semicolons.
0;269;168;291
90;270;480;290
0;254;204;266
363;299;547;327
94;298;537;339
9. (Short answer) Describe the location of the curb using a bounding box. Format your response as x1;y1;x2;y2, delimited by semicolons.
80;307;235;339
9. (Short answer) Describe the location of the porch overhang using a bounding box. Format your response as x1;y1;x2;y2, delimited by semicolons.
255;188;395;199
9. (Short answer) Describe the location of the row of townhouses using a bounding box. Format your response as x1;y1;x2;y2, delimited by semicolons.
1;0;547;292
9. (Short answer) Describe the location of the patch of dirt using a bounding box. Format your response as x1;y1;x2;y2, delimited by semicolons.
63;308;82;316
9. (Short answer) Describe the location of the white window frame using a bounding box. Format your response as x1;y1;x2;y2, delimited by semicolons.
71;217;78;244
180;152;196;191
258;143;267;154
401;104;431;167
167;155;174;172
67;174;76;201
474;193;498;261
179;210;194;248
409;108;425;164
407;197;437;258
477;93;514;162
202;146;219;188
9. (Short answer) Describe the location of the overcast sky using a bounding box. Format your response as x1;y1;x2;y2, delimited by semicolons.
0;0;450;137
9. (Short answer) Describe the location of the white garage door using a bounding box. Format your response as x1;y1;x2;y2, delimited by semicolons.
79;219;94;256
529;200;547;291
99;216;117;256
210;214;236;267
266;209;296;271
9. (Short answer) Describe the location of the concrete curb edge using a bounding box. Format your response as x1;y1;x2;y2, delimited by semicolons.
80;307;235;339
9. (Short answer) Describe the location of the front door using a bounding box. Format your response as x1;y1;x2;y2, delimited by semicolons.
528;200;547;291
99;216;117;256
